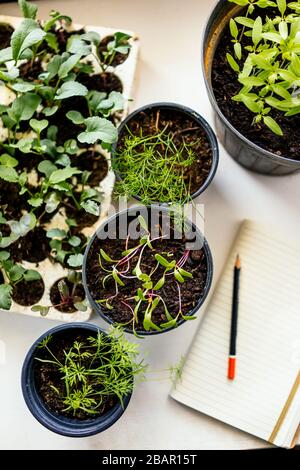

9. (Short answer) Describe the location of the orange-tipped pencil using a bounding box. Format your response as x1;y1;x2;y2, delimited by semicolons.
227;254;241;381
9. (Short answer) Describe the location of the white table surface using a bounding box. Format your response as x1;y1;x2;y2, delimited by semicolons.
0;0;299;451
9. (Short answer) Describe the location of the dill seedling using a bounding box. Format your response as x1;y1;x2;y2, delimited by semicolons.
113;127;198;204
36;328;146;417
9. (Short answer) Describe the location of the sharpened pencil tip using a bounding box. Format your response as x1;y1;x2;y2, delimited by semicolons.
235;254;241;269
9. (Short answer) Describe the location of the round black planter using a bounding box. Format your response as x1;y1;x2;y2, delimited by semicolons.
21;323;132;437
202;0;300;176
82;205;213;336
112;102;219;202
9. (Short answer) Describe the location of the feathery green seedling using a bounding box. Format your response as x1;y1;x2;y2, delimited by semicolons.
227;0;300;135
35;327;146;416
113;126;198;204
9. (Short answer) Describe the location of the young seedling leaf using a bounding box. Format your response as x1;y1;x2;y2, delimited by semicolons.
66;110;85;125
23;269;41;281
18;0;38;19
100;249;116;263
263;116;283;136
49;167;81;184
67;253;84;267
31;305;50;316
78;117;118;144
112;268;125;286
55;81;88;100
0;284;12;310
30;118;49;134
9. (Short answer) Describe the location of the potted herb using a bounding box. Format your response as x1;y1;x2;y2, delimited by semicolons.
112;103;219;204
22;322;145;437
82;206;213;336
203;0;300;175
0;0;138;320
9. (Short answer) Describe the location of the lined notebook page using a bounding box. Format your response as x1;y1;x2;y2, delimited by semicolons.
170;220;300;448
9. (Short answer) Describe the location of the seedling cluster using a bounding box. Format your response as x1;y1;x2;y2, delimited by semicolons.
113;126;197;204
0;0;132;311
227;0;300;135
97;216;196;334
36;328;146;417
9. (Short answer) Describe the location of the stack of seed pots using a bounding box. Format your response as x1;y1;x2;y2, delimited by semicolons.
203;0;300;175
0;1;139;321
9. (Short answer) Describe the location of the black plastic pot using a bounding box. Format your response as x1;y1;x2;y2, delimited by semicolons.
21;323;132;437
82;205;213;336
112;102;219;202
202;0;300;176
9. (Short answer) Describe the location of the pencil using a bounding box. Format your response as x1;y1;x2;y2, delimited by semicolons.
227;254;241;381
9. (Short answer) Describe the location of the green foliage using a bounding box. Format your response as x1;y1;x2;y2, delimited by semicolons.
99;32;132;70
96;217;195;333
0;0;128;312
227;0;300;135
113;127;198;204
35;328;146;416
32;271;86;315
0;249;40;309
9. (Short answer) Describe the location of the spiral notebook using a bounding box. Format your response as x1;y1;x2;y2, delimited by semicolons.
170;220;300;448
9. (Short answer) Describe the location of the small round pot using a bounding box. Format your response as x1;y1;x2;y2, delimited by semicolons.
82;205;213;336
112;102;219;202
202;0;300;176
21;323;132;437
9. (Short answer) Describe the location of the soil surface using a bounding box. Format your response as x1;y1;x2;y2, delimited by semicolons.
50;277;85;313
75;150;108;187
98;35;129;67
85;214;208;332
65;205;99;230
0;23;14;50
212;6;300;160
34;329;117;419
47;96;89;145
54;27;86;53
116;108;213;201
80;72;123;94
12;278;45;306
17;227;50;263
19;59;43;81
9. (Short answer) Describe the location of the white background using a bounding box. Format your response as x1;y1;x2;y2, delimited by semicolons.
0;0;299;450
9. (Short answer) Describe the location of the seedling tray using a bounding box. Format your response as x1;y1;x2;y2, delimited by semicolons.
0;14;139;321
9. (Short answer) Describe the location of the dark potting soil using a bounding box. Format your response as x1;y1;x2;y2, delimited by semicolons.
19;59;43;81
116;108;213;198
46;96;89;145
98;35;129;67
79;72;123;94
54;27;86;53
0;23;14;50
12;278;45;306
17;227;50;263
0;181;27;220
75;150;109;186
65;205;99;230
50;277;85;313
14;149;42;173
34;329;117;419
0;271;4;284
85;217;208;332
212;7;300;160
